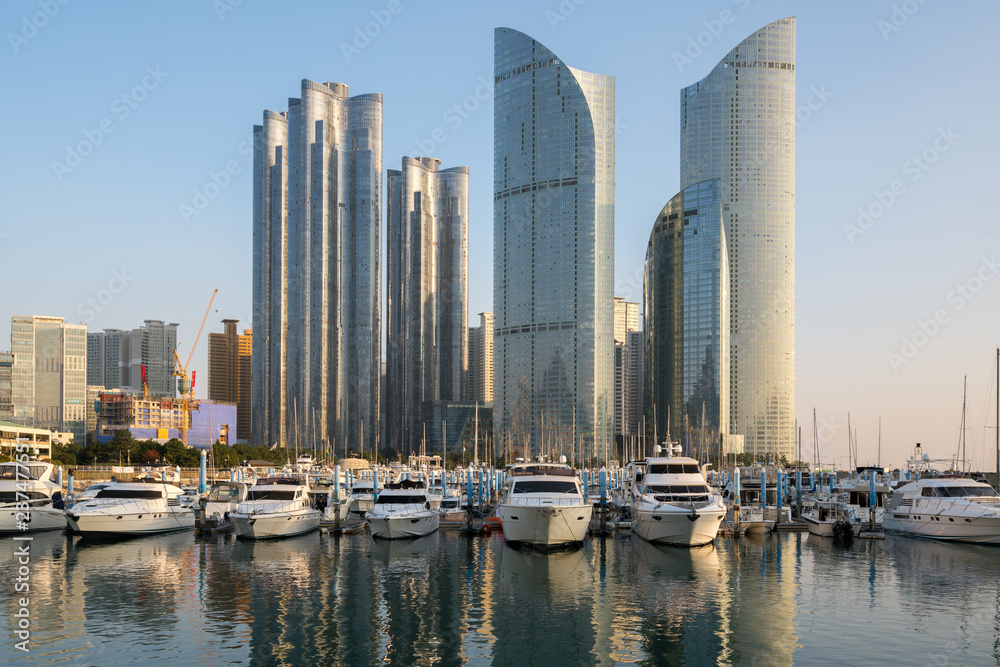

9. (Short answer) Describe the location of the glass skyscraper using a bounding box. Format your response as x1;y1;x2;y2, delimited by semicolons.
252;79;382;451
644;179;730;448
386;156;469;453
680;18;796;458
10;315;87;443
493;28;615;459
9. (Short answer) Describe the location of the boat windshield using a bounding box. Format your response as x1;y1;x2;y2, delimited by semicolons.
207;486;243;501
512;480;578;494
932;485;997;498
647;464;700;475
0;464;50;481
647;484;711;495
0;491;50;503
96;489;162;500
376;495;427;505
247;490;297;501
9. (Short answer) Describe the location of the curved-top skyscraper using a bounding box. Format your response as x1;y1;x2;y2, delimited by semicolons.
680;18;796;458
493;28;615;460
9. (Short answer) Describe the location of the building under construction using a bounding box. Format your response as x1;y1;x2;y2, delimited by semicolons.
95;392;236;448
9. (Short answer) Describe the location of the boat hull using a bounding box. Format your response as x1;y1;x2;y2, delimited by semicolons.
232;510;320;540
803;515;835;537
65;509;194;537
367;512;440;539
0;505;67;534
883;513;1000;544
632;506;724;546
497;503;592;547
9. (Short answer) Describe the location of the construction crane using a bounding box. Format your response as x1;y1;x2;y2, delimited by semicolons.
173;289;219;444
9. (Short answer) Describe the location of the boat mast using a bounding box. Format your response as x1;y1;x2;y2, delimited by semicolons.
961;375;968;473
996;347;999;491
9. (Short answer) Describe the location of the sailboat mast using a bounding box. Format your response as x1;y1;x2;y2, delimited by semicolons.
996;347;999;491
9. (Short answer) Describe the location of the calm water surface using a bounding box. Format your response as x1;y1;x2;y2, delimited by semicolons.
3;529;999;665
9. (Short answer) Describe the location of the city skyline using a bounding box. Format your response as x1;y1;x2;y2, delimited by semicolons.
3;2;998;469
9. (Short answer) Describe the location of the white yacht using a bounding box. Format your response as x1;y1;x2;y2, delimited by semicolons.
231;476;320;540
199;481;250;533
629;445;726;547
496;462;592;548
366;478;440;539
65;479;195;537
0;461;67;534
883;477;1000;543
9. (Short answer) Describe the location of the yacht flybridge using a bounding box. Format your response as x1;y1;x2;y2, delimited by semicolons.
628;444;725;547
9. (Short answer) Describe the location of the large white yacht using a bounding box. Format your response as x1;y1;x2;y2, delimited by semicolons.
629;444;725;547
883;476;1000;543
231;476;320;540
496;461;592;548
65;479;194;537
366;478;440;539
0;461;67;534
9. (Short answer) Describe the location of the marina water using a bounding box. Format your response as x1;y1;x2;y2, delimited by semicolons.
4;530;999;665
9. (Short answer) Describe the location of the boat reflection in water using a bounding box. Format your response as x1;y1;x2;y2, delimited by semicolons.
9;529;1000;665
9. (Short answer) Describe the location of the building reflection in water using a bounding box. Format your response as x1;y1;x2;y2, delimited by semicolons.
8;529;1000;664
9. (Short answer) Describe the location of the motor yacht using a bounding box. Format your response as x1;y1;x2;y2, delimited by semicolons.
366;478;440;539
231;475;320;540
496;462;592;548
0;461;67;534
65;479;194;537
883;476;1000;543
629;444;726;547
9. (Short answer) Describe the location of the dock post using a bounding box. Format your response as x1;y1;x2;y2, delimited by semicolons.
199;449;207;495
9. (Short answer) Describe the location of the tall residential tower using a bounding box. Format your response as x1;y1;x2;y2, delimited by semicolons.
253;79;382;451
386;156;469;452
493;28;615;458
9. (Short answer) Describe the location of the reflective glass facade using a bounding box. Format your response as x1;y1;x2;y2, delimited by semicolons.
386;157;469;453
10;315;87;443
253;80;382;450
493;28;614;458
680;18;795;458
643;180;730;447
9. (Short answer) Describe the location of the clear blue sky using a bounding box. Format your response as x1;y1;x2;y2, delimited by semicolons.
3;1;998;470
